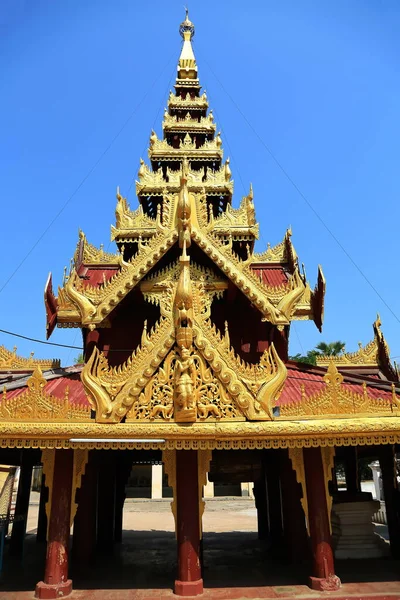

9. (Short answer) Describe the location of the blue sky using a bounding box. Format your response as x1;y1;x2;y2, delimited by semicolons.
0;0;399;366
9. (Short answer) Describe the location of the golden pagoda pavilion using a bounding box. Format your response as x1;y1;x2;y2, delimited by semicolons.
1;10;400;598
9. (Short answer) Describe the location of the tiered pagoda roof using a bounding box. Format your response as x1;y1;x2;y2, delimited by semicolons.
0;11;398;450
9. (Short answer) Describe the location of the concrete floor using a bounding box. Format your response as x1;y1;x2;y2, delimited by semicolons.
1;498;399;599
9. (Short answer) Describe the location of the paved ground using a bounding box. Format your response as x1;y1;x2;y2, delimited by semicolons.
0;498;398;600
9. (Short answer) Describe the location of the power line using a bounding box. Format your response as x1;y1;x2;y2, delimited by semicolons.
197;51;400;328
1;325;399;363
0;52;176;296
0;328;82;350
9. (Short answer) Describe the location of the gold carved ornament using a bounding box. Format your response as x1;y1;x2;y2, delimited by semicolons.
81;317;175;423
0;346;60;371
75;230;119;265
191;228;310;328
316;314;393;371
62;229;178;327
279;361;400;420
81;228;288;424
0;366;90;422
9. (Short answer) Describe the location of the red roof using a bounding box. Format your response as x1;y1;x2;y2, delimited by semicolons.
277;362;396;406
79;266;119;288
2;369;91;409
251;266;288;287
3;362;396;417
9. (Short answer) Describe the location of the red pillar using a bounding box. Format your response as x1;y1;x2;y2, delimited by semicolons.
303;447;340;592
35;449;74;599
343;446;360;495
280;450;310;563
72;450;98;566
84;328;100;361
264;449;284;554
96;451;116;554
175;450;203;596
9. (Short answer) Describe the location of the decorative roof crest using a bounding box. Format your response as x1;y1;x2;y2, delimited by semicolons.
0;346;60;372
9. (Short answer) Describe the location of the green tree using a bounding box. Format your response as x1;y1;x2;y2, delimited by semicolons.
289;352;317;366
289;340;345;365
314;341;345;357
74;352;84;364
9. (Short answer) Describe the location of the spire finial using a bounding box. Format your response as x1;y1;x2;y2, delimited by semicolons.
179;7;195;40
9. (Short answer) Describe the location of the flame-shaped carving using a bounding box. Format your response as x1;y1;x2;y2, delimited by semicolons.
65;270;96;324
256;344;287;419
81;317;175;423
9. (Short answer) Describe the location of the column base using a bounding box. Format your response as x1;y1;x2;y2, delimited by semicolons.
35;579;72;599
175;578;203;596
309;574;341;591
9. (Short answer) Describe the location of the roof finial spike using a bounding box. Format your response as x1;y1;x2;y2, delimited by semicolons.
179;7;195;40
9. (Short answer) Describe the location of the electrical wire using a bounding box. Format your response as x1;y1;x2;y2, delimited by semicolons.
1;325;400;364
0;52;176;296
197;50;400;328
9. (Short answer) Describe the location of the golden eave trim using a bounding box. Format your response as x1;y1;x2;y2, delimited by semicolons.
2;417;400;449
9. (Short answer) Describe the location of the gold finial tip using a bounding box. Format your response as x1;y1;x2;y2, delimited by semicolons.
179;7;195;39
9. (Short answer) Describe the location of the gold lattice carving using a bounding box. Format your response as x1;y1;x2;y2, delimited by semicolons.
193;229;311;325
2;415;400;450
316;315;388;368
163;111;216;133
168;91;208;109
135;161;232;197
113;189;161;238
251;228;297;265
0;367;90;422
82;317;175;422
76;231;119;265
148;130;223;161
279;361;400;419
0;346;60;371
208;190;258;237
126;349;242;422
62;230;178;326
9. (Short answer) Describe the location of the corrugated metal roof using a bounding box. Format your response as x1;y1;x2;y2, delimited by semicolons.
251;266;288;287
278;363;396;406
77;266;119;288
3;373;90;408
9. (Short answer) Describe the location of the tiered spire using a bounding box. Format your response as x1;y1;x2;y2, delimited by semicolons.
46;10;324;345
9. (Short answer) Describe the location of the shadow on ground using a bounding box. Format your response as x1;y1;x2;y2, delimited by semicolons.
0;530;399;593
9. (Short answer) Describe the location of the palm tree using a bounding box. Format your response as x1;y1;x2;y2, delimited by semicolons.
314;341;345;357
74;352;84;364
289;341;345;365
